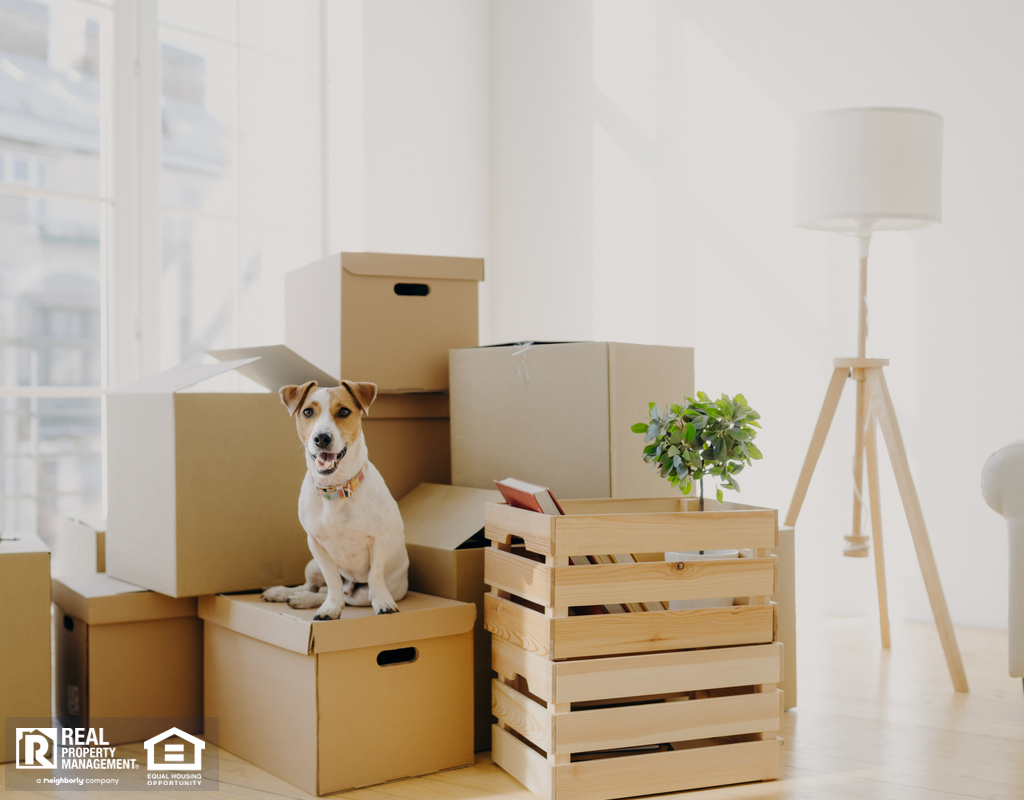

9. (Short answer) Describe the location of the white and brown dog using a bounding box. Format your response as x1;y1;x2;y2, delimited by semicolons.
261;380;408;619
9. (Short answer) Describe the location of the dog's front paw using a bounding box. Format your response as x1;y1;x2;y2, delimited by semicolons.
286;590;327;610
313;597;345;620
261;585;294;603
372;597;399;615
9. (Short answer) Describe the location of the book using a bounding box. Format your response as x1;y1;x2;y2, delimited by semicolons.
494;477;565;515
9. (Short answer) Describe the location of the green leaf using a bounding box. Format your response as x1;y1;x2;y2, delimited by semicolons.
670;403;682;415
631;422;649;434
716;487;724;503
747;443;763;460
683;422;696;444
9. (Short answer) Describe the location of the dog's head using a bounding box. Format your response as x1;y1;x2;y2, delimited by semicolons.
279;380;378;480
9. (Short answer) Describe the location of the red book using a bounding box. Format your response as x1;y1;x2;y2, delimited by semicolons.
494;477;565;515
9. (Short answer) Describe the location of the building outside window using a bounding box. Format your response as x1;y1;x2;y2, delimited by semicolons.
0;0;325;554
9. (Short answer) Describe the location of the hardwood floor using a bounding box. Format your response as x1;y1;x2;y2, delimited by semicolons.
6;615;1021;800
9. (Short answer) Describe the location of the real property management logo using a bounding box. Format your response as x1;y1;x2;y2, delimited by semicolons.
15;726;139;771
15;728;57;769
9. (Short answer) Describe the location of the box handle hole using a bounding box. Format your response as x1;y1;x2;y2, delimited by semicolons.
63;615;74;632
377;646;418;666
394;283;430;297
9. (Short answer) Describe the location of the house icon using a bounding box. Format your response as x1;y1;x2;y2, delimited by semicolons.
143;728;206;772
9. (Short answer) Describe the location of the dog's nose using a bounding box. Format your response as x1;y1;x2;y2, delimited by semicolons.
313;433;333;449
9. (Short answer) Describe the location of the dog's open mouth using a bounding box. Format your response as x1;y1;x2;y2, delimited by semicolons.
314;447;346;474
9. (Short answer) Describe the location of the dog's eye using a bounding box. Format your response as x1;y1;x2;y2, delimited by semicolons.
338;408;351;418
302;408;314;418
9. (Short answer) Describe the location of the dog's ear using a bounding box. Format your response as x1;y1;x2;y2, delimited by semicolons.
280;381;317;416
341;381;377;416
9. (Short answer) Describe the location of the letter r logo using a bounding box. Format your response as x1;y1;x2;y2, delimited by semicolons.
15;728;57;769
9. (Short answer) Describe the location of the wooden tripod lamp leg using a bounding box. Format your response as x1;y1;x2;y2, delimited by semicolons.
863;401;891;648
846;376;870;556
785;367;849;528
865;367;969;692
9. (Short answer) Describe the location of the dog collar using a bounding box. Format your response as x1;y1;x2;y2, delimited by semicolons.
315;466;366;501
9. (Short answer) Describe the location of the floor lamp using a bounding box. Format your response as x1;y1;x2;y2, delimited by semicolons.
787;107;968;693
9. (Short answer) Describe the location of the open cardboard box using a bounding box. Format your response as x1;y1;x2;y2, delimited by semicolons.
285;251;484;392
450;341;695;499
52;573;202;744
0;533;50;763
108;345;451;598
201;591;475;796
399;482;502;751
106;347;331;597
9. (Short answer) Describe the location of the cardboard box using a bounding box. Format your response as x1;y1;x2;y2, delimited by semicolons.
450;342;695;499
52;573;202;744
201;591;475;796
0;533;50;763
208;346;453;502
285;251;484;392
399;483;502;751
54;514;106;575
106;347;338;597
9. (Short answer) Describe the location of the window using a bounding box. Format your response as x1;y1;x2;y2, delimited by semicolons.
0;0;110;547
0;0;327;550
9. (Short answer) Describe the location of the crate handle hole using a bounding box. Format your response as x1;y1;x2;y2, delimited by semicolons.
394;283;430;297
377;646;418;666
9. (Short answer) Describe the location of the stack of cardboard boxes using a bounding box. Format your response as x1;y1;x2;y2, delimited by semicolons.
1;249;790;797
1;252;487;796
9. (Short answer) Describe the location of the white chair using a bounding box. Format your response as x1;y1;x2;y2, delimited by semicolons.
981;441;1024;686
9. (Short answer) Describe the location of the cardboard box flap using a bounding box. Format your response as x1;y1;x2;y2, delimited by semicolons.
110;358;261;395
341;252;484;282
207;345;340;391
309;592;475;653
199;592;475;655
0;532;49;557
199;593;314;654
66;514;105;532
53;573;197;625
399;483;501;551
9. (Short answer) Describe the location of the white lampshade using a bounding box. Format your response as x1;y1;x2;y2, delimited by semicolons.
795;107;943;233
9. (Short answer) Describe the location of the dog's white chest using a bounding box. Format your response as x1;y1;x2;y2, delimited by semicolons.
298;471;399;581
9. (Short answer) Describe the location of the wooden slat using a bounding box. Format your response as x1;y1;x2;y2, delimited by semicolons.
485;592;551;657
492;679;552;752
552;508;777;556
493;634;554;702
550;604;775;660
490;724;554;800
550;557;775;607
486;547;552;607
557;497;684;515
553;691;783;754
553;739;782;800
485;503;555;555
552;643;783;704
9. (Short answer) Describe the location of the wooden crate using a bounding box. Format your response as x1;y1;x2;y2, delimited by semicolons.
485;497;783;800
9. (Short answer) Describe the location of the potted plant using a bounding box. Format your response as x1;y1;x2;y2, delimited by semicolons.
631;392;762;511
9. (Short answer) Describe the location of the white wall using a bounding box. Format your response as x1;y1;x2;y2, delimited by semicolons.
328;0;1021;631
488;0;1024;631
328;0;490;260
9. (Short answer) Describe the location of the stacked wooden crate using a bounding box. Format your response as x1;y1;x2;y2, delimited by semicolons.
484;497;783;800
